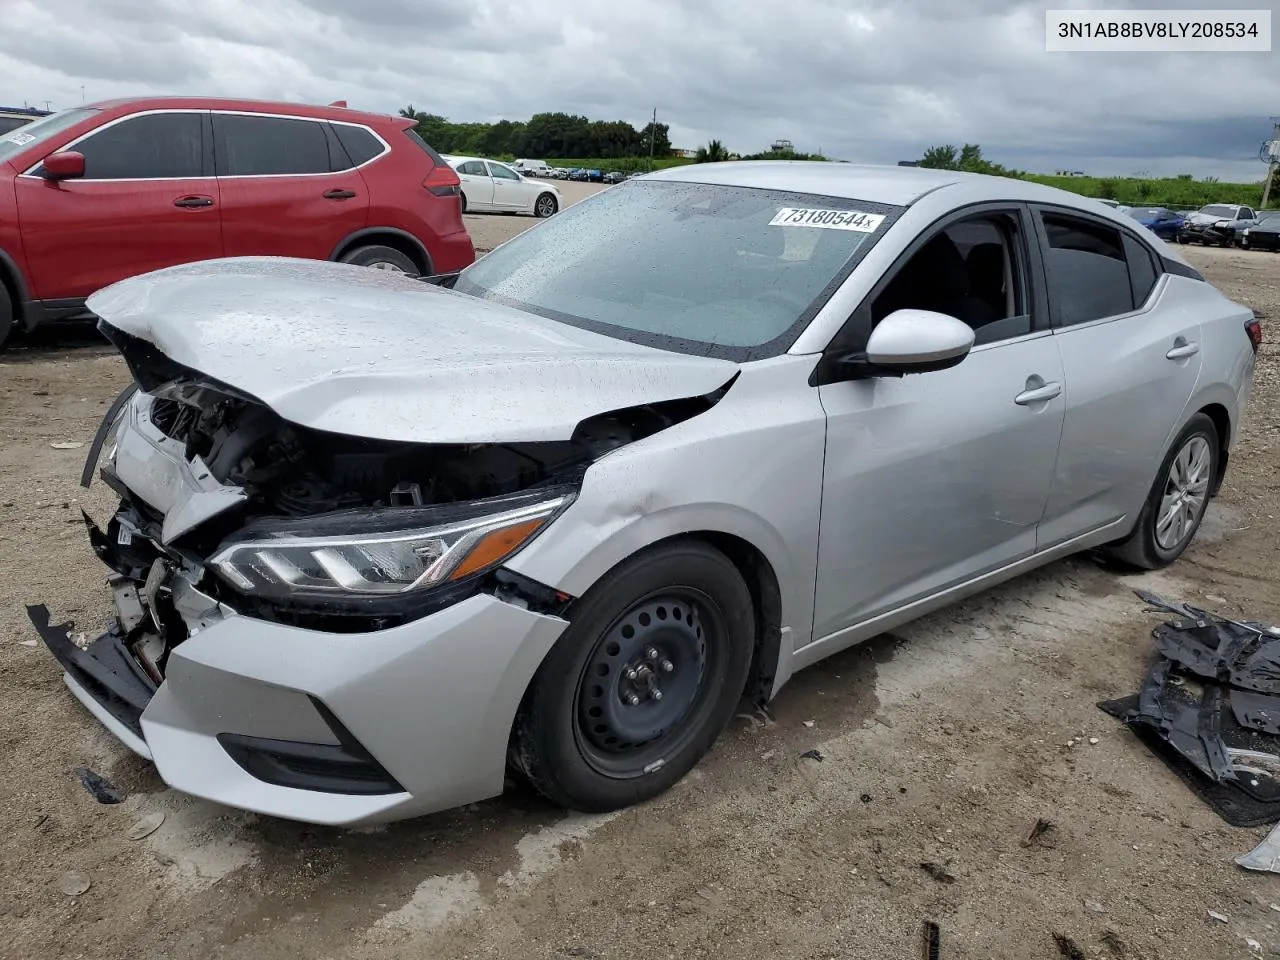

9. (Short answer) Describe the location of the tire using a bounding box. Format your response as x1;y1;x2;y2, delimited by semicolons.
0;283;12;351
1102;413;1218;570
534;193;558;218
512;540;755;812
460;192;468;213
337;245;419;276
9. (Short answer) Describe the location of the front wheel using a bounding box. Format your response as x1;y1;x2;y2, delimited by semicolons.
534;193;558;218
337;244;419;275
0;283;12;351
512;540;754;812
1102;413;1218;570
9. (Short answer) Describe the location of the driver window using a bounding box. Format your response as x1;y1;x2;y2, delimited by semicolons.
870;212;1032;346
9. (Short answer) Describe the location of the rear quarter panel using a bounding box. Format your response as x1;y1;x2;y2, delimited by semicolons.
1179;278;1257;448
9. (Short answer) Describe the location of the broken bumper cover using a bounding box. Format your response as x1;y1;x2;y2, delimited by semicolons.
29;594;568;826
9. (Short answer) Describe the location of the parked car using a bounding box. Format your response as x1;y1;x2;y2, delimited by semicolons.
513;158;553;178
603;170;627;184
1234;211;1280;247
33;162;1259;826
0;105;51;136
0;97;472;347
568;167;589;181
1241;213;1280;252
444;155;561;218
1178;203;1257;246
1126;206;1186;241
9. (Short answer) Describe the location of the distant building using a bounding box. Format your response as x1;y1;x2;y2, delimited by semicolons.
771;139;793;152
671;148;697;159
897;160;920;167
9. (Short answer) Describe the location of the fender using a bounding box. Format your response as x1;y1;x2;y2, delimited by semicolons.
328;227;434;274
0;244;31;311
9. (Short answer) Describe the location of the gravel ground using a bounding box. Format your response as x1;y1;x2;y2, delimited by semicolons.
462;180;606;253
0;244;1276;960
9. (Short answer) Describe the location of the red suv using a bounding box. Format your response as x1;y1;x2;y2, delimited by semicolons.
0;97;473;346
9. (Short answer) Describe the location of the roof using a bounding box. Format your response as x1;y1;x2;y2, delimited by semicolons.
644;160;1159;214
82;96;403;126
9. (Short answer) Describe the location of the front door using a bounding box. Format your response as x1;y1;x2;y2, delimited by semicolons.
213;112;370;260
811;207;1066;640
486;160;529;213
14;110;223;301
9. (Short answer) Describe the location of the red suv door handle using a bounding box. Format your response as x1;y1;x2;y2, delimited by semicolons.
173;196;215;208
323;188;357;200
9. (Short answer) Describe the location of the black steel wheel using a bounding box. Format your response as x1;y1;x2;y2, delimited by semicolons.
512;540;754;812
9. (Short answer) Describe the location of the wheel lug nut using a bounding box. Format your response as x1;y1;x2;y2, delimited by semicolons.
626;668;638;681
625;693;640;706
650;688;663;701
646;647;659;660
661;659;674;673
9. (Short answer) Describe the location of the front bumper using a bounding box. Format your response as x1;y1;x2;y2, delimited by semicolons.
1179;225;1231;244
32;587;567;825
34;390;570;826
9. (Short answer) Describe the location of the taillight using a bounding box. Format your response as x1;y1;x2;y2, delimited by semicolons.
1245;317;1262;353
423;164;461;197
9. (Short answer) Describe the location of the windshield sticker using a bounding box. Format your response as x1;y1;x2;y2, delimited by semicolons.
769;208;884;232
2;132;35;145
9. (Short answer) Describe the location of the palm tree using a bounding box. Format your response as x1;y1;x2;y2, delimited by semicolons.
695;139;729;163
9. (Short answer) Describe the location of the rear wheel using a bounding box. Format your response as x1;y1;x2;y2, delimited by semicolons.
460;192;468;213
512;540;754;812
1102;413;1218;570
0;283;12;350
337;245;419;276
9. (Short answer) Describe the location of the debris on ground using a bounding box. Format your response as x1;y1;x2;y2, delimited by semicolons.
802;720;815;728
1208;909;1229;923
799;749;824;762
1236;820;1280;872
1083;899;1104;914
1099;592;1280;827
920;920;940;960
1022;818;1059;848
919;861;956;884
49;441;85;450
73;766;124;804
58;871;90;896
1052;932;1086;959
126;812;165;841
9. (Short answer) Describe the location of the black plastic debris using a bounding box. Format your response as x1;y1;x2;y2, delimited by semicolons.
920;920;941;960
74;767;124;804
799;749;824;762
1098;592;1280;826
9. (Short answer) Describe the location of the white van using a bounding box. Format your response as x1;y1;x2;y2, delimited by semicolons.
514;159;552;177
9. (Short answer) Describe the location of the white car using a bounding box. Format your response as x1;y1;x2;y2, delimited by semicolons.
443;155;561;218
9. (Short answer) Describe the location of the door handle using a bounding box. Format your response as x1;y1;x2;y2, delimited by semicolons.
1166;340;1200;360
173;196;214;208
324;188;357;200
1014;382;1062;405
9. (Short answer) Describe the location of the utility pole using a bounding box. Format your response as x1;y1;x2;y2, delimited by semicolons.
649;106;656;172
1262;118;1280;210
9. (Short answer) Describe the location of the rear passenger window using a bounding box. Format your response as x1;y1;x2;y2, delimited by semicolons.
215;115;331;176
76;112;203;179
331;124;382;167
1122;233;1159;307
1040;213;1133;327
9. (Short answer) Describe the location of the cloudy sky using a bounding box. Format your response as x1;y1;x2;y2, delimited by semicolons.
1;0;1276;180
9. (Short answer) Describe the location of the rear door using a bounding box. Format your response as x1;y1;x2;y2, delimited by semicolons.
1034;206;1202;548
486;160;531;212
213;112;370;260
456;160;494;210
14;110;221;301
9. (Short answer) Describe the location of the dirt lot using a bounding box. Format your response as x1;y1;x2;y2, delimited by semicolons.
0;243;1277;960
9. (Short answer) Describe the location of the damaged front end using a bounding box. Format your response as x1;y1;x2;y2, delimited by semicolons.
31;320;735;770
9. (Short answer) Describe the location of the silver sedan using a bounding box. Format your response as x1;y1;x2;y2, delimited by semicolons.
31;162;1259;825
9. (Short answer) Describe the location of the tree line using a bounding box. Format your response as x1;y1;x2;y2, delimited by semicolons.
400;106;672;159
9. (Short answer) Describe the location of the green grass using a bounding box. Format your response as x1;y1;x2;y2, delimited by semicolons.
539;158;1269;209
542;157;695;173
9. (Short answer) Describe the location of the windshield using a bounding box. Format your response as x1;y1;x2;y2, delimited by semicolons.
454;179;900;360
1200;204;1237;218
1127;208;1164;219
0;108;98;166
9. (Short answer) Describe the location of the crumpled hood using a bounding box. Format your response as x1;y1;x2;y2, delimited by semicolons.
1185;211;1224;225
87;257;738;444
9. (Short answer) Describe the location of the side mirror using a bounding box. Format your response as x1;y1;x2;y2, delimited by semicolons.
864;309;975;374
43;151;86;180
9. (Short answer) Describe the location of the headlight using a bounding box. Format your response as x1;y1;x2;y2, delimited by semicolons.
210;490;573;599
1214;220;1230;228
